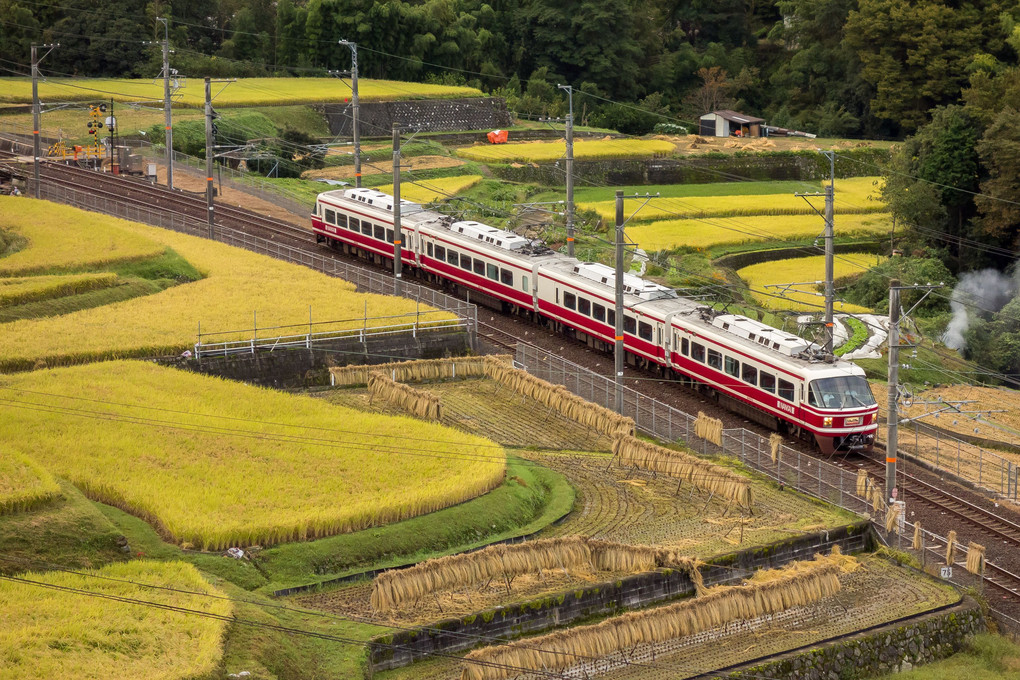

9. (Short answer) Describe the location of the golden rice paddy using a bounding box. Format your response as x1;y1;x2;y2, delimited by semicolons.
738;253;882;313
0;361;505;550
376;175;483;203
0;560;230;680
0;452;60;515
455;139;676;163
0;273;119;307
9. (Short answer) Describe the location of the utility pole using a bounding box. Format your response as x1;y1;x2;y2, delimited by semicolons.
886;279;901;503
392;123;402;292
558;84;575;258
338;40;361;188
31;43;57;199
157;17;173;190
823;151;835;354
205;77;214;238
615;190;625;414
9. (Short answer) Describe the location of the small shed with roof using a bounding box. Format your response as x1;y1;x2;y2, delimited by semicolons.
699;110;766;138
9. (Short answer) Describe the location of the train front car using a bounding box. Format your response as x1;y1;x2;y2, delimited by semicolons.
800;364;878;454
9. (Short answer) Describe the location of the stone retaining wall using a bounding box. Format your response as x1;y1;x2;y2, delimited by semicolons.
322;97;511;137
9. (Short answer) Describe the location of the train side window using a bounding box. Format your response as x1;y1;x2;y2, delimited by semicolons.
608;309;616;326
522;275;529;292
578;297;591;316
555;288;560;304
500;268;514;286
779;379;795;401
435;245;446;260
624;315;637;335
386;228;395;244
474;259;485;275
742;364;757;386
486;263;499;281
374;225;385;240
593;303;605;322
325;209;336;224
638;321;653;341
760;372;776;393
691;342;705;363
349;217;359;232
724;356;739;377
361;221;372;236
563;292;576;310
707;349;722;370
337;214;347;229
447;249;458;266
460;254;472;271
427;242;433;257
681;338;689;355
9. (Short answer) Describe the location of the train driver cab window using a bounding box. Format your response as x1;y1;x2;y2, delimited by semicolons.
742;364;757;386
522;275;529;292
578;297;591;316
447;249;458;265
361;221;372;236
808;376;876;408
387;228;395;244
325;209;336;224
593;303;605;322
435;245;446;260
623;315;637;335
778;379;795;401
500;268;514;286
724;356;739;378
486;263;499;281
681;338;689;356
691;342;705;363
563;292;576;310
707;349;722;370
638;321;653;341
374;225;385;240
760;372;776;393
474;259;485;275
460;254;472;271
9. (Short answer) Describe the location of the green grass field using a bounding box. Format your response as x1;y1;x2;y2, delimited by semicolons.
0;77;482;107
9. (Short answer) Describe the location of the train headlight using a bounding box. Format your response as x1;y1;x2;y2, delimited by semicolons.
871;413;878;424
823;417;833;427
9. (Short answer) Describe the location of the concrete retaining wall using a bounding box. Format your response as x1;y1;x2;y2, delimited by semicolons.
369;522;873;670
322;98;512;137
158;328;469;388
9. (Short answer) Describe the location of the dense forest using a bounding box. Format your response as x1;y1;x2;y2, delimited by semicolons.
2;0;1019;139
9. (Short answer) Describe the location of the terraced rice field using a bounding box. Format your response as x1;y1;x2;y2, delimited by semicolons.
738;253;882;313
0;452;60;515
371;556;958;680
375;175;484;203
455;139;676;163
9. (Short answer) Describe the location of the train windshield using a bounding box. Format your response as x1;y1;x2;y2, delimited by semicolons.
808;376;876;409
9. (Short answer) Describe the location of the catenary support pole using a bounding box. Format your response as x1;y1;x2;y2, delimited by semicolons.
31;43;57;199
558;84;575;258
339;40;361;188
823;150;835;354
204;77;214;238
392;123;402;292
614;190;625;414
887;279;901;502
157;17;173;189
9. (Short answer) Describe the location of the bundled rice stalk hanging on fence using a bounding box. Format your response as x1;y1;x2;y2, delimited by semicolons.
460;556;845;680
912;522;922;551
482;356;635;438
884;503;901;533
945;530;957;565
856;469;868;497
965;542;985;575
694;411;723;446
371;537;704;612
769;434;783;464
330;355;510;387
867;481;883;513
367;372;441;420
612;435;753;508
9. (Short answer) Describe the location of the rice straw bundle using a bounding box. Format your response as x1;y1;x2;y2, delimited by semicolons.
330;355;509;386
965;542;985;575
612;435;753;508
856;469;868;497
694;412;723;446
884;503;901;533
461;556;843;680
769;434;783;463
867;481;883;513
912;522;922;550
945;530;957;565
483;357;635;437
367;372;441;420
371;537;705;611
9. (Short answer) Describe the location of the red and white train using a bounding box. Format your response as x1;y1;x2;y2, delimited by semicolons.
312;187;878;454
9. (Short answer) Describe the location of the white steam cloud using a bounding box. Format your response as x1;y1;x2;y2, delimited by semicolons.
943;269;1017;351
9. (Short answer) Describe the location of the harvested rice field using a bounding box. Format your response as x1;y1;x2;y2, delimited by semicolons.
371;555;958;680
